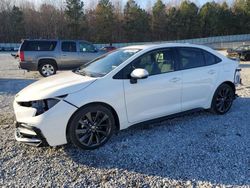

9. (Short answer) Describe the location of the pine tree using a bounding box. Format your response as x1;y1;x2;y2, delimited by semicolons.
123;0;150;42
94;0;114;43
10;6;25;42
178;1;199;39
65;0;84;39
152;0;166;41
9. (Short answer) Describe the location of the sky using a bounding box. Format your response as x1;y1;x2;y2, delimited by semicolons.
84;0;234;9
15;0;234;9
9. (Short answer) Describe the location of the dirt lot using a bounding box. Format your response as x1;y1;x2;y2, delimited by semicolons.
0;51;249;187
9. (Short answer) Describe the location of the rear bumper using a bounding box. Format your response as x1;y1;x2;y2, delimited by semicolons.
15;121;48;147
19;61;37;71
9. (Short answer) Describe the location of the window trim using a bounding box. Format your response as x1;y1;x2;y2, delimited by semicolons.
61;41;77;52
79;41;96;53
20;40;57;51
175;47;222;71
176;47;207;71
113;47;177;80
202;50;222;66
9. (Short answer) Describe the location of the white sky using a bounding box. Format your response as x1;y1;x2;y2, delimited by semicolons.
13;0;234;10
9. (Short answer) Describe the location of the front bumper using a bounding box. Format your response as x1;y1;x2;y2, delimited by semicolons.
15;122;48;147
13;99;77;146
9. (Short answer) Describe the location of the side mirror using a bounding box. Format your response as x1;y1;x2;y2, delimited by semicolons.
130;68;149;84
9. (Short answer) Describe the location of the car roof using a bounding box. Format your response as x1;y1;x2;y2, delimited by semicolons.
23;39;90;43
121;43;212;51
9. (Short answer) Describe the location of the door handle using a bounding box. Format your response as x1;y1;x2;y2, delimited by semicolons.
62;54;67;57
208;69;216;75
170;77;181;83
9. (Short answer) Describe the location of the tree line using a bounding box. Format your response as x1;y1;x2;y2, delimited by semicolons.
0;0;249;43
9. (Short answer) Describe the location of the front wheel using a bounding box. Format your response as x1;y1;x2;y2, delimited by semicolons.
210;84;234;115
68;105;115;150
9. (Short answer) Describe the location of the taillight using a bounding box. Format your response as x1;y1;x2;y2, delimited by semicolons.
234;68;241;85
19;51;24;61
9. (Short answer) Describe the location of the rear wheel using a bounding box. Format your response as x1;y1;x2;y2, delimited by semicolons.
38;61;57;77
245;54;250;61
210;84;234;115
68;105;115;150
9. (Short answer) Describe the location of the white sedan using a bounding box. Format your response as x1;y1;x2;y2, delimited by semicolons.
13;43;241;149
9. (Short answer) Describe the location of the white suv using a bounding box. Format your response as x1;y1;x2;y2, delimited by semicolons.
13;43;241;150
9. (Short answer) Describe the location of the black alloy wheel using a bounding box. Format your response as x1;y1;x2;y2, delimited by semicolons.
68;105;115;150
211;84;234;115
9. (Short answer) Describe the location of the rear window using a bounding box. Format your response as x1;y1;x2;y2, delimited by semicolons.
203;51;221;65
177;47;205;70
21;41;57;51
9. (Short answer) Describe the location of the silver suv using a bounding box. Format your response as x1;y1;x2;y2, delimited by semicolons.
18;39;106;77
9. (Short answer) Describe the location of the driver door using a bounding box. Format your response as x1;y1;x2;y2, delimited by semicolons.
123;48;182;123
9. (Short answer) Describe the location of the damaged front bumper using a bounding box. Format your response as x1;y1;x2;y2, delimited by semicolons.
15;121;48;147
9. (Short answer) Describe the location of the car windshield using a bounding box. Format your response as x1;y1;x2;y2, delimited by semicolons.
74;48;140;77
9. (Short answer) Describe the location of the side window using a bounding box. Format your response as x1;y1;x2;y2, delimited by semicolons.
177;47;205;70
38;41;57;51
21;41;57;51
24;41;39;51
132;49;175;76
203;51;221;65
61;41;76;52
79;42;95;52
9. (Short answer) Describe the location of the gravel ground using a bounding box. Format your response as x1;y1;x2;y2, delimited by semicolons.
0;52;249;187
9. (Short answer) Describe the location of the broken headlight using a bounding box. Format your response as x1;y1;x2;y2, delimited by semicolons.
18;95;67;116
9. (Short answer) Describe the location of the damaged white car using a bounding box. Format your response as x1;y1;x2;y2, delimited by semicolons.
13;43;241;150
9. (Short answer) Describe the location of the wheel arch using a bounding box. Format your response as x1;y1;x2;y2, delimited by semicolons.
209;81;236;114
213;81;236;99
209;80;236;108
221;81;236;94
38;58;58;69
66;102;120;143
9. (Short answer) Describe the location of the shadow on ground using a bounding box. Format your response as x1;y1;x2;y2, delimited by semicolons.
0;78;36;94
64;97;250;186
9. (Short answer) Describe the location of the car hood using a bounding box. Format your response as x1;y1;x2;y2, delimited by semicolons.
15;71;97;102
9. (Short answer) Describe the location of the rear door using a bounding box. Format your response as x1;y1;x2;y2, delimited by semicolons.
60;41;79;69
176;47;220;111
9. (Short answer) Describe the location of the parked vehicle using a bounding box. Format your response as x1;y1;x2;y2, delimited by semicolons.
14;43;241;150
18;39;106;77
3;47;14;51
100;46;117;52
227;44;250;61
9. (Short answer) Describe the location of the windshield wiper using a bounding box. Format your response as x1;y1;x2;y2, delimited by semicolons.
74;70;87;76
75;70;103;78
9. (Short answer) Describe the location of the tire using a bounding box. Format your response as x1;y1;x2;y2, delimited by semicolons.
246;54;250;61
210;84;234;115
68;105;115;150
38;61;57;77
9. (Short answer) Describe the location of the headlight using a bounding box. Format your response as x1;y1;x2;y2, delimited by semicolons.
18;95;67;116
31;98;60;115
